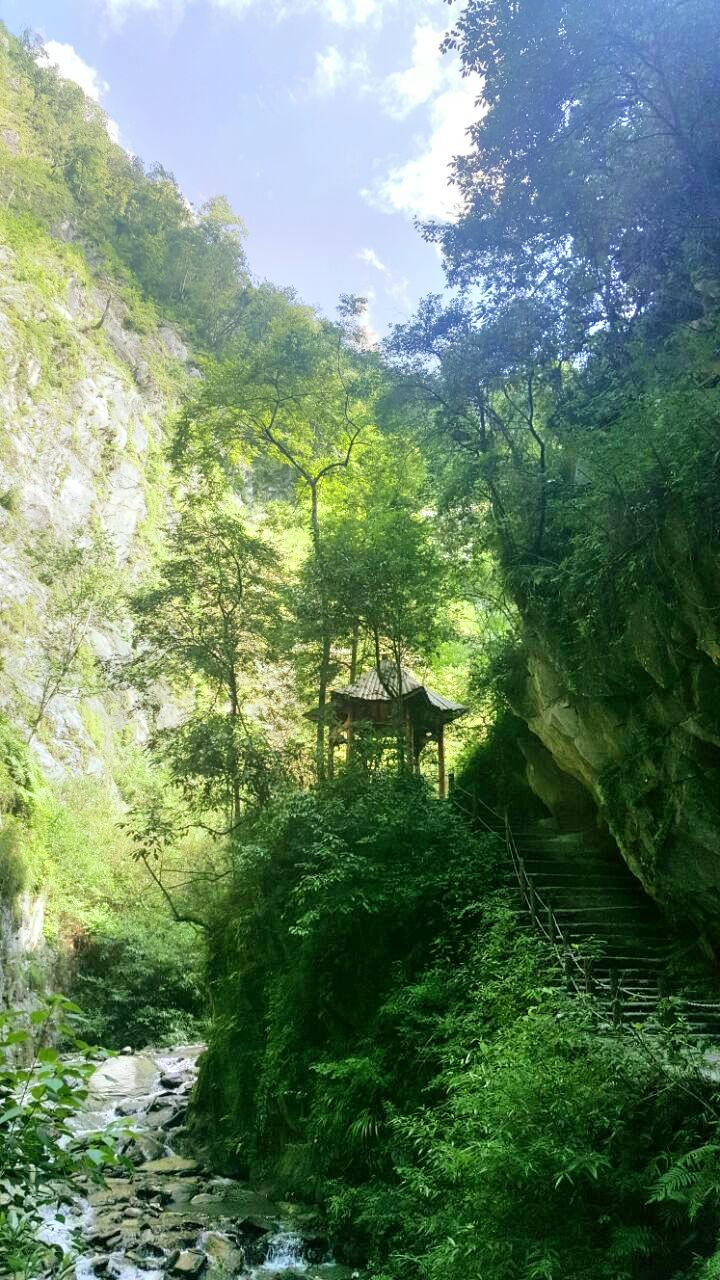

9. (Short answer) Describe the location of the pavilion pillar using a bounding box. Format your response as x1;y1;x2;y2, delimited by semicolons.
437;724;446;799
346;712;355;764
405;711;415;775
328;727;336;780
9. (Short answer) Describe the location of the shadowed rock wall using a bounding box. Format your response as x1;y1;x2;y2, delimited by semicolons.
511;518;720;943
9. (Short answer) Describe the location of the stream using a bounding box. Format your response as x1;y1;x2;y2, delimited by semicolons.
35;1046;356;1280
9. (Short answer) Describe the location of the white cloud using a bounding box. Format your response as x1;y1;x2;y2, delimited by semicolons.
355;289;380;348
370;75;482;222
357;247;411;316
310;43;370;97
382;22;445;118
105;118;123;145
358;247;389;275
324;0;386;24
92;0;434;27
364;20;483;223
314;46;345;95
38;40;109;102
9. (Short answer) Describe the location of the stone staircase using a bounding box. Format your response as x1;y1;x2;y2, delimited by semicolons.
506;825;720;1038
442;773;719;1037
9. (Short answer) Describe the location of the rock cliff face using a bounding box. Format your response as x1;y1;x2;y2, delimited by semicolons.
0;214;189;775
512;518;720;944
0;212;192;997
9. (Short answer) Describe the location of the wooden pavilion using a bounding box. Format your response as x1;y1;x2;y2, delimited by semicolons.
308;658;467;797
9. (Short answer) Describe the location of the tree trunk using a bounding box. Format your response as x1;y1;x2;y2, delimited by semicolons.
316;632;331;781
310;481;330;781
350;622;359;683
438;725;446;799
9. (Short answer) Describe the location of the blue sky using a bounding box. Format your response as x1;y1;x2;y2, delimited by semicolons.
0;0;480;338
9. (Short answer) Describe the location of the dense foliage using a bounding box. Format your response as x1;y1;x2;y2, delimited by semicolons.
195;773;720;1280
2;3;720;1276
0;26;249;348
188;3;720;1278
0;997;125;1273
70;918;204;1049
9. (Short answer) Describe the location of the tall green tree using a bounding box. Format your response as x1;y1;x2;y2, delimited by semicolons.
173;292;379;776
290;437;447;773
127;499;282;826
438;0;720;333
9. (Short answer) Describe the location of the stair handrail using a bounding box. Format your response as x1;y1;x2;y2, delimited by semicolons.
453;798;720;1030
504;814;626;1008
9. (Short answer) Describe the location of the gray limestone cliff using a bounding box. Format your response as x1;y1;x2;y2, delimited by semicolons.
0;223;190;776
510;516;720;945
0;216;191;995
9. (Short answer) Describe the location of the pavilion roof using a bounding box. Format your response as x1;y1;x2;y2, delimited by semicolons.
332;659;467;722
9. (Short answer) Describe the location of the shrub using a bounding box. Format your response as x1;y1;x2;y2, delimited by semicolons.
0;997;127;1274
192;772;720;1280
70;917;205;1049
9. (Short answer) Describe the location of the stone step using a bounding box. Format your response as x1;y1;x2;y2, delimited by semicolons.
516;859;633;876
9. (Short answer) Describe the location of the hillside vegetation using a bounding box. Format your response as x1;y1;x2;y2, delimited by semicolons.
1;3;720;1279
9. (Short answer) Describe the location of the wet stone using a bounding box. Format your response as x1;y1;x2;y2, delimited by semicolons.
137;1183;175;1205
202;1231;245;1271
161;1114;187;1135
89;1180;135;1207
87;1256;110;1274
239;1213;279;1236
139;1156;200;1177
148;1107;178;1129
86;1224;123;1249
171;1249;207;1276
134;1134;166;1162
160;1073;184;1090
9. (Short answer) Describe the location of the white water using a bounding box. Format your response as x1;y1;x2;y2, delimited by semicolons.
261;1232;309;1272
32;1045;351;1280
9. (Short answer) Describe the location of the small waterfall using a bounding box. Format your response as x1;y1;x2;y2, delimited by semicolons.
262;1232;308;1272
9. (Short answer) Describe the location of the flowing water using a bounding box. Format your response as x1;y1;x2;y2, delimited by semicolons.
33;1047;356;1280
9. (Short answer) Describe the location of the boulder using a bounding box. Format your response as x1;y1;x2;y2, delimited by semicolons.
202;1231;245;1271
139;1156;200;1177
172;1250;207;1276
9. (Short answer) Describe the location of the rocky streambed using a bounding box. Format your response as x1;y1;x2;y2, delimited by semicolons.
37;1047;355;1280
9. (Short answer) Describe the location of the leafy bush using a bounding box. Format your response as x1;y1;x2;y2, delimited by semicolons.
0;714;37;912
70;917;205;1049
194;772;499;1178
193;772;720;1280
0;818;29;903
0;997;126;1274
0;714;35;821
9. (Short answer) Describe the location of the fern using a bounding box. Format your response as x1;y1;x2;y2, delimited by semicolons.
649;1144;720;1220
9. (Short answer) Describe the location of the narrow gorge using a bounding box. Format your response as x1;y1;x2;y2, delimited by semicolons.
2;3;720;1280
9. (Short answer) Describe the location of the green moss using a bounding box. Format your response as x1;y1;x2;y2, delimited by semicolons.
0;713;35;820
0;818;29;903
0;210;90;394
